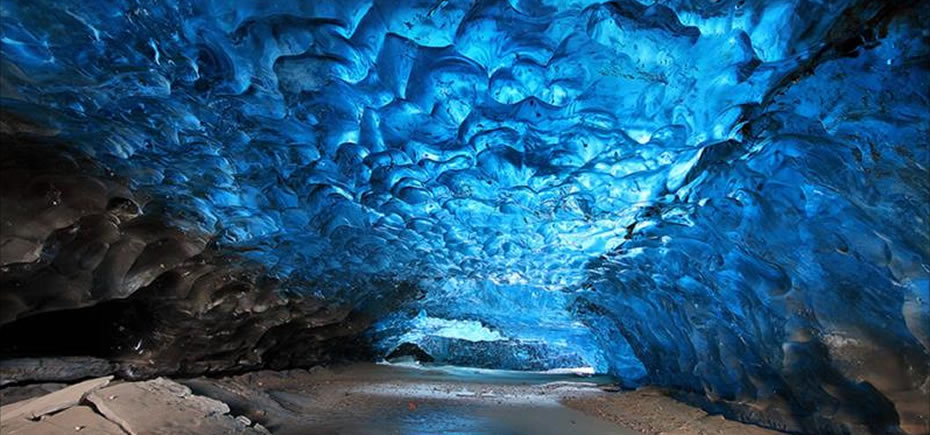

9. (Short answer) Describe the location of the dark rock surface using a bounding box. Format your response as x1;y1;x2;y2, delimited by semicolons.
0;357;116;386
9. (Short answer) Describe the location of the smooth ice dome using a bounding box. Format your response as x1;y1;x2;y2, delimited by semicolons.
1;0;928;433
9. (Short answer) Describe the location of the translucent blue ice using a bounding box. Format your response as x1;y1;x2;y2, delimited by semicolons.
2;0;928;419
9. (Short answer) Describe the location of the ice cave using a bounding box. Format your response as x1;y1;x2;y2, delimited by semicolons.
0;0;928;433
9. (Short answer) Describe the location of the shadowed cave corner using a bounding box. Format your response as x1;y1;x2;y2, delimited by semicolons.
0;132;408;381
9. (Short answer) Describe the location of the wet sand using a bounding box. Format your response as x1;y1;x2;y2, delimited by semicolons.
1;362;784;434
180;363;782;434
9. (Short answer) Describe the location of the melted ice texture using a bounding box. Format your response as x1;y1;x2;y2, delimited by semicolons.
2;0;928;385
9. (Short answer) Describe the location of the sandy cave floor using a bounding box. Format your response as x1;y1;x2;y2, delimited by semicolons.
1;362;783;434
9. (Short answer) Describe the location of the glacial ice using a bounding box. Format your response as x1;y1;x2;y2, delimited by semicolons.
1;0;928;431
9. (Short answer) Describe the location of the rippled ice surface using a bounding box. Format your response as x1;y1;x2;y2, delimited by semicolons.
1;0;805;287
2;0;928;415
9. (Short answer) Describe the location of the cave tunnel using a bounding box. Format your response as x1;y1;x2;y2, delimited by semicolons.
0;0;928;434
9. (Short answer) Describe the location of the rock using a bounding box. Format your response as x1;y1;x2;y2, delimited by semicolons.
0;383;67;406
0;357;116;386
0;376;112;424
85;378;268;434
1;377;271;434
1;406;125;435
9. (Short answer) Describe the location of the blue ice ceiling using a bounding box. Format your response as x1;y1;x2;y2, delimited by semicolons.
2;0;929;411
0;0;790;289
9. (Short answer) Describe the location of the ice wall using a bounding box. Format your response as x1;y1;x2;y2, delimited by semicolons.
1;0;928;431
572;2;930;431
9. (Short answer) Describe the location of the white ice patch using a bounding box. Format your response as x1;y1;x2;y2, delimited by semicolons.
541;367;596;376
400;311;506;342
